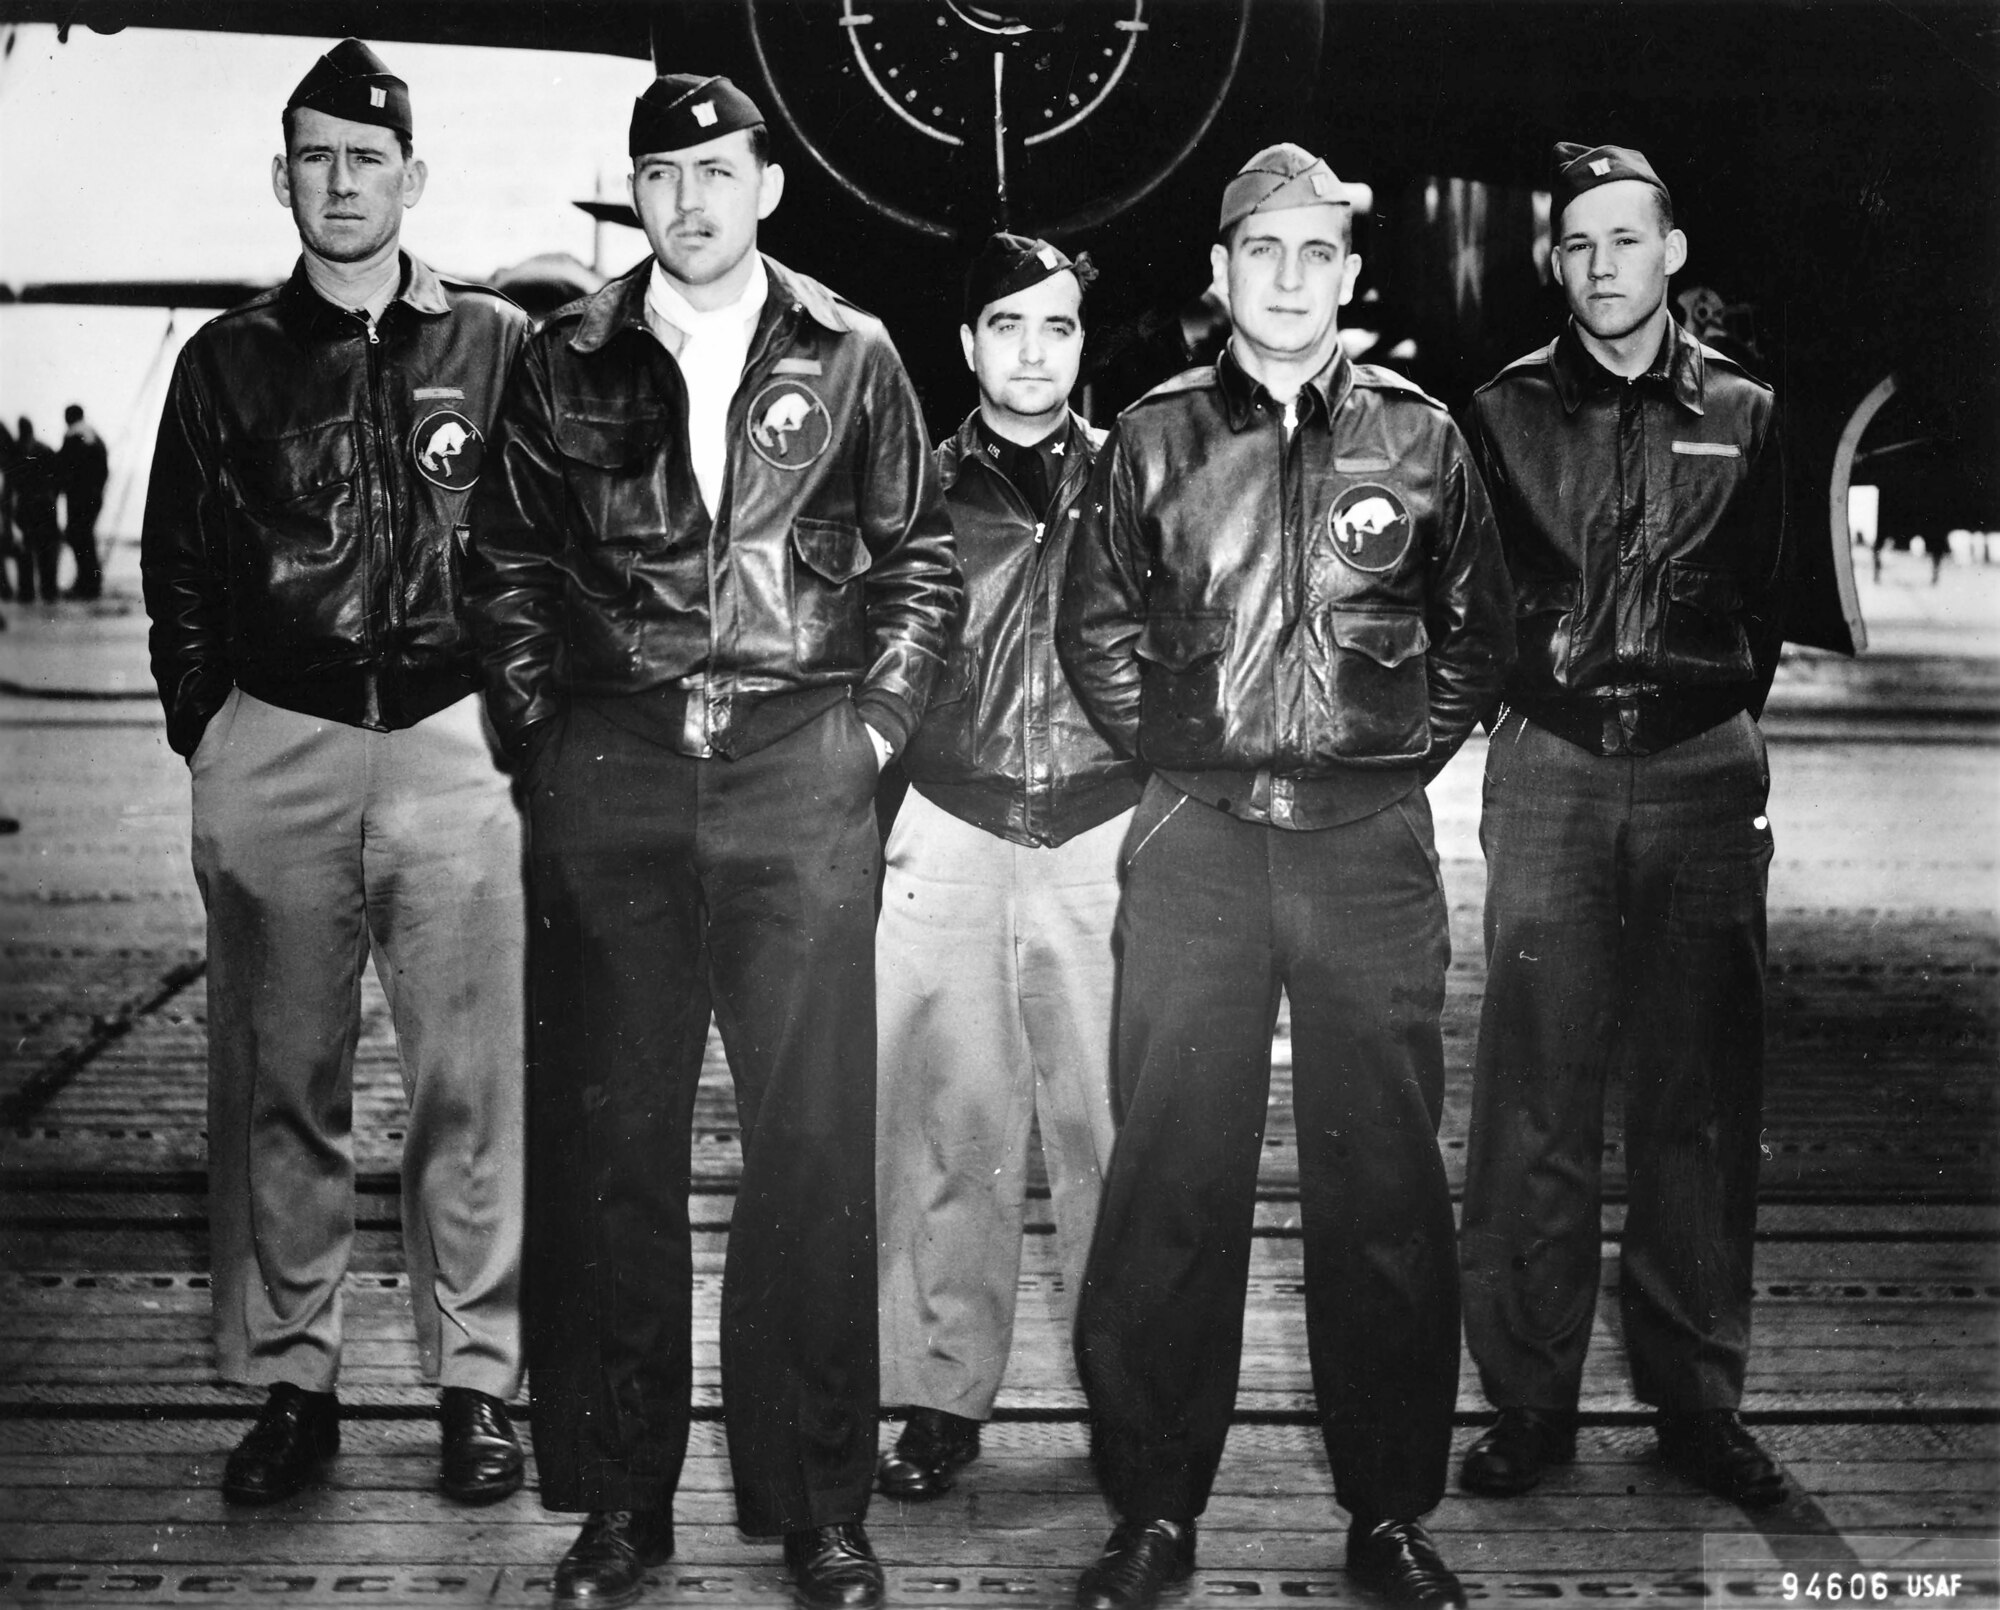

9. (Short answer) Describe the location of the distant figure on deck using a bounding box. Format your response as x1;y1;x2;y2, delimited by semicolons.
10;418;62;604
56;404;109;601
1457;142;1791;1511
140;38;530;1515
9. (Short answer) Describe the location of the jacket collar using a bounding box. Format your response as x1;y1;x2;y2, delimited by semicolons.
1550;315;1706;417
279;252;449;336
570;252;851;355
1214;341;1354;433
940;407;1093;492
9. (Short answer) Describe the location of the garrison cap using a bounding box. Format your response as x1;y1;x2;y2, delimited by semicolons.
1552;142;1672;225
1218;142;1347;235
286;39;411;140
630;74;764;158
962;232;1096;326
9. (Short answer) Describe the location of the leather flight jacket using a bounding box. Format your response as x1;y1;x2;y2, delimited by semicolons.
903;410;1144;847
461;256;960;763
1058;346;1514;813
141;255;529;759
1465;318;1786;756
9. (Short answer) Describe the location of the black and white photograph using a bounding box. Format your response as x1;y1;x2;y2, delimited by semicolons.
0;2;1994;1606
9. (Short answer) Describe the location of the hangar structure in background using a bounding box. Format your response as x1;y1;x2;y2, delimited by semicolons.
7;0;1997;657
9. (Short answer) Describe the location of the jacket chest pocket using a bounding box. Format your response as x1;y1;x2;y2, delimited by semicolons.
220;422;358;624
790;516;872;671
555;413;670;546
1134;611;1231;759
1301;606;1430;763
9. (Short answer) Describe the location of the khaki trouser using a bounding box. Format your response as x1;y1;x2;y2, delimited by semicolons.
876;788;1128;1419
191;689;525;1397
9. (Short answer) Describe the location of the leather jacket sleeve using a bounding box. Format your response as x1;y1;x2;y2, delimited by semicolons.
1421;430;1517;774
1741;425;1789;717
847;340;962;752
140;355;234;760
461;338;569;758
1055;435;1146;758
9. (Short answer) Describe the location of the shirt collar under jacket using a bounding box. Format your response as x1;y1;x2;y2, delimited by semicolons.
1549;313;1708;418
279;251;451;336
1214;341;1355;434
569;253;853;355
643;252;768;359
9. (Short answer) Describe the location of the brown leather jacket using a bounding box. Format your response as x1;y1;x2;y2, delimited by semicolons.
903;410;1144;847
141;256;528;757
1059;347;1514;790
461;256;960;762
1465;319;1786;754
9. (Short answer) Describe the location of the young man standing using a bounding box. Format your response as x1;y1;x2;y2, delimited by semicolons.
1058;143;1513;1610
141;38;530;1512
1457;143;1789;1509
464;74;959;1610
57;404;109;601
875;234;1141;1503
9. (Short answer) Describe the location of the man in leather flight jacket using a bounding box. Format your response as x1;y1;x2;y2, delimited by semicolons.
140;41;530;1511
461;75;958;1610
873;235;1144;1508
1456;145;1790;1512
1057;145;1512;1610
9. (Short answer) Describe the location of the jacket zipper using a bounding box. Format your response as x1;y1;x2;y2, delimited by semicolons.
363;313;405;715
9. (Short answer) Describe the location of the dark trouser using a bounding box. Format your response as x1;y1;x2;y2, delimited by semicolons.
1460;710;1771;1415
1076;779;1460;1523
17;508;59;601
64;496;103;598
524;699;881;1534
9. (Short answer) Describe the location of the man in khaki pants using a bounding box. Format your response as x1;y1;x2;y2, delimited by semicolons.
875;234;1141;1502
141;38;528;1510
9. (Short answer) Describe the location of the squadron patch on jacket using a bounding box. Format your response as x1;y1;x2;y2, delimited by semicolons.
1326;483;1413;574
746;380;833;471
411;409;484;491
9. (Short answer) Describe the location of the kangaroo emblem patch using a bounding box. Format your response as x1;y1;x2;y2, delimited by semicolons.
746;381;833;471
1325;483;1414;574
410;409;484;491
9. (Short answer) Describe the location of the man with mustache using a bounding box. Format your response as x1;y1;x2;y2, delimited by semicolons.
141;38;530;1512
464;72;959;1610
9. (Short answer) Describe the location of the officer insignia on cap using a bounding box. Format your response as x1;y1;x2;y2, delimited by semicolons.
1589;157;1611;176
1310;171;1335;198
1326;484;1413;574
693;100;718;127
1036;245;1061;269
411;410;484;492
747;381;833;471
370;86;386;108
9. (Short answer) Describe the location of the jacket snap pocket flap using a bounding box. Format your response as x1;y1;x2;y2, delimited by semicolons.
1665;562;1740;611
555;414;664;469
792;517;871;584
226;421;354;504
1135;613;1230;672
1329;610;1429;668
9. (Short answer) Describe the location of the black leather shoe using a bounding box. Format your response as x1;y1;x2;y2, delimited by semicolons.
440;1386;525;1504
221;1383;339;1505
1347;1517;1467;1609
1075;1518;1196;1610
783;1522;884;1609
552;1509;675;1610
1458;1406;1578;1496
876;1407;982;1501
1657;1410;1788;1508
